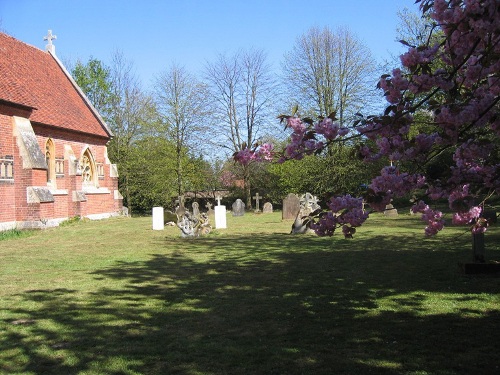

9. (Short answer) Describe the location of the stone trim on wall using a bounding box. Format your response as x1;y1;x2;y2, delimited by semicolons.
12;116;47;169
26;186;54;203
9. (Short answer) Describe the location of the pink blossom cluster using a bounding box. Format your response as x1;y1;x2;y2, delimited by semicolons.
310;195;369;238
314;118;350;141
411;200;446;236
452;206;482;226
233;143;274;166
282;116;349;160
368;167;425;211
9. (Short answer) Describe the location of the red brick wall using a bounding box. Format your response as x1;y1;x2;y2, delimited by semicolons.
0;114;16;222
0;114;122;227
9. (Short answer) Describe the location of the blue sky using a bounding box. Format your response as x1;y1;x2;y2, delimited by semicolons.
1;0;420;88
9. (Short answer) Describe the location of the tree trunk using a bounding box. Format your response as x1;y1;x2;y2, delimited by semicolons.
472;232;485;263
244;165;251;209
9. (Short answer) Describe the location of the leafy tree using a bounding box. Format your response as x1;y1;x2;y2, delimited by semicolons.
72;57;114;120
127;136;178;212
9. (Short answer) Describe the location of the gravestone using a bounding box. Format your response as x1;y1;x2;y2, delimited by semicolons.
299;193;321;216
291;192;321;234
282;193;300;220
177;211;211;237
214;196;227;229
232;199;245;216
253;193;262;212
384;201;398;217
205;201;214;215
192;202;200;217
152;206;164;230
263;202;273;214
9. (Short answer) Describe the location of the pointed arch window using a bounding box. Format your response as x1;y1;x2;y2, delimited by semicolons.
45;138;55;185
81;148;97;186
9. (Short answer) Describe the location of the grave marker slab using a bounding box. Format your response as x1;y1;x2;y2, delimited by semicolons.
152;206;164;230
263;202;273;213
232;199;245;216
282;193;300;220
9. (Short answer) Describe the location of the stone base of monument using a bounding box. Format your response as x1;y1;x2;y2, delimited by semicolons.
460;261;500;275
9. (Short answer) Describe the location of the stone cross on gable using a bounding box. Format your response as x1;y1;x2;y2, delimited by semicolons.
44;30;57;54
253;193;261;212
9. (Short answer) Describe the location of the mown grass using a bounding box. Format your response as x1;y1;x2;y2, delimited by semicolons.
0;212;499;375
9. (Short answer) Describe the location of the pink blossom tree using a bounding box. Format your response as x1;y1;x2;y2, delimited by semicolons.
236;0;500;261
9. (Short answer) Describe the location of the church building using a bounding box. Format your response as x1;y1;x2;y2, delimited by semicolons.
0;31;123;230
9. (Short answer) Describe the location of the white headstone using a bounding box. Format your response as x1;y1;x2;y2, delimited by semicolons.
214;205;227;229
152;206;164;230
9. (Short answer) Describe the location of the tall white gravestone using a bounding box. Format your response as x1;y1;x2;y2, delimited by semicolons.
214;195;227;229
152;206;164;230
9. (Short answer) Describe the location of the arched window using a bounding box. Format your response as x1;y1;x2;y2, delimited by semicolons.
45;138;55;185
81;148;96;186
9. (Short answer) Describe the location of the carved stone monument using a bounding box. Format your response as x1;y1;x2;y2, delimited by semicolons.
291;193;321;234
177;211;212;237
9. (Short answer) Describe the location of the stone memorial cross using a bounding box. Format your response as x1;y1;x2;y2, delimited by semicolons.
253;193;261;212
44;30;57;53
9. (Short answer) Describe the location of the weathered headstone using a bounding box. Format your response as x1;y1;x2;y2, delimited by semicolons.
384;202;398;217
205;201;214;215
192;202;200;217
232;199;245;216
282;193;300;220
291;192;321;234
299;192;321;216
253;193;262;212
177;211;212;237
263;202;273;214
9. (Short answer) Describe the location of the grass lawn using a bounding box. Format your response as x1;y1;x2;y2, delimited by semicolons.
0;211;499;375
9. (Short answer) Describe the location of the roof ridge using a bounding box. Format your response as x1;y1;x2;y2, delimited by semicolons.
0;32;47;56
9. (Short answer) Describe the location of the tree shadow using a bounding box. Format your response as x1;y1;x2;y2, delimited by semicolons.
2;233;500;374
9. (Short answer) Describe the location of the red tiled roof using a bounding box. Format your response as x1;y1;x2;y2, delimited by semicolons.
0;32;111;138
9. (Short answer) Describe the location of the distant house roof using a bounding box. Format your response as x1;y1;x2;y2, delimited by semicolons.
0;32;112;138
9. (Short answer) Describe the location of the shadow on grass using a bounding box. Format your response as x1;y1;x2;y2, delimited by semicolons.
2;233;500;374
